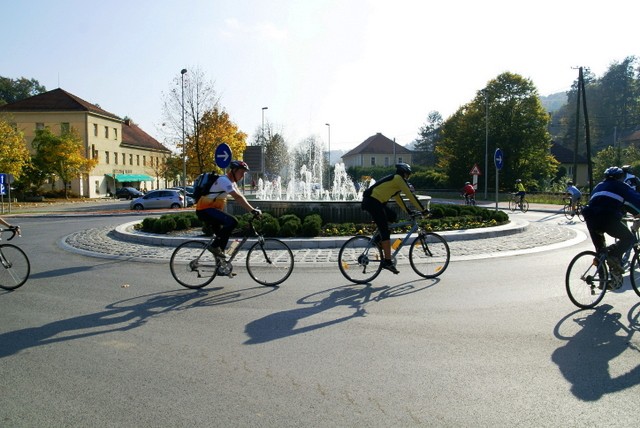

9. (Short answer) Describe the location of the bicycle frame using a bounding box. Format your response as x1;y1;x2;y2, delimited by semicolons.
372;218;422;258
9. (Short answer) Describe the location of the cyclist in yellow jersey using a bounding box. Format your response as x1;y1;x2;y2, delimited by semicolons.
195;160;261;259
361;163;428;274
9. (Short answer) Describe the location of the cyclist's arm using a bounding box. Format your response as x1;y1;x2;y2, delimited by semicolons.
228;189;259;213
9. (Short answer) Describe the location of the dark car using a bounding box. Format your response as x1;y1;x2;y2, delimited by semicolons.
115;187;144;200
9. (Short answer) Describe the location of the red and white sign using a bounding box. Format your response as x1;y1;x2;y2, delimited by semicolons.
469;164;481;176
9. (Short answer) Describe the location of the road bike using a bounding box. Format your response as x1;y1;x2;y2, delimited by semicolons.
0;227;31;291
562;197;584;221
565;243;640;309
170;214;294;289
462;194;476;206
338;211;450;284
509;193;529;212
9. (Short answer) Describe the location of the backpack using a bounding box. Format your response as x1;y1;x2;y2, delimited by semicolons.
192;172;220;202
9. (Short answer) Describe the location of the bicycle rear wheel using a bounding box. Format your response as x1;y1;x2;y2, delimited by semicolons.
409;232;450;278
520;200;529;212
565;250;607;309
246;238;294;286
563;203;574;220
576;205;584;222
0;244;30;290
169;241;217;289
338;235;383;284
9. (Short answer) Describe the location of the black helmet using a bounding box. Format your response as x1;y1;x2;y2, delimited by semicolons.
230;160;249;171
604;166;624;180
395;163;412;175
567;180;573;186
622;165;632;173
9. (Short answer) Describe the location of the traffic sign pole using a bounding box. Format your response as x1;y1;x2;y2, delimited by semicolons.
494;149;504;211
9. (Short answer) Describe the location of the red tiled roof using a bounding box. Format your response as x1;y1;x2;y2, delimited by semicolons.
122;119;171;153
0;87;122;120
343;133;413;157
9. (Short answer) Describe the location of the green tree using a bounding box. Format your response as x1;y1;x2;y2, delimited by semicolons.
413;111;443;166
0;116;30;179
0;76;46;105
437;72;558;190
593;145;640;181
251;122;290;177
32;128;98;199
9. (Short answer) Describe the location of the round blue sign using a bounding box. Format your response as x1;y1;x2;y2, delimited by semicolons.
494;148;504;170
215;143;232;169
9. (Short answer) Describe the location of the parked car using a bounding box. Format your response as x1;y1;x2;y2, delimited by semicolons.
115;186;143;200
130;189;193;211
169;186;195;198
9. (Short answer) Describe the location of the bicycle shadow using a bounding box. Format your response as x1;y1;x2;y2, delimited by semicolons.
244;278;439;345
0;286;277;359
551;303;640;401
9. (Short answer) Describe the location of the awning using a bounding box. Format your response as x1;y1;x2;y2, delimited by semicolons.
106;174;153;182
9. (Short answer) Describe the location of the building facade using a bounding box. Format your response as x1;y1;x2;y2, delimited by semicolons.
0;88;171;198
341;133;414;168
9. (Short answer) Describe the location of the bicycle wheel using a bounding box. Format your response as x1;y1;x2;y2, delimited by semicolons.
509;198;517;212
563;203;574;220
246;238;294;286
409;232;450;278
520;200;529;213
0;244;30;290
629;249;640;297
565;251;607;309
169;241;217;289
338;235;383;284
576;205;584;222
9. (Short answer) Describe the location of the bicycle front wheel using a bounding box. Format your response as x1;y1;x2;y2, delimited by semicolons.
338;235;383;284
565;251;607;309
520;200;529;213
509;199;517;212
629;249;640;297
170;241;217;289
246;238;294;286
563;203;574;220
409;232;450;278
0;244;30;290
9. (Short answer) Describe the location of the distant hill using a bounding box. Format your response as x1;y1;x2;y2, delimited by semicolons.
540;92;567;112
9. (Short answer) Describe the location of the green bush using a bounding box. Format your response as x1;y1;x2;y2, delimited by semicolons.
302;214;323;236
256;213;280;237
279;214;302;237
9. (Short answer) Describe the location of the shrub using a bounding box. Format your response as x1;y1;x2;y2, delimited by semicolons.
279;214;302;237
302;214;323;236
256;213;280;237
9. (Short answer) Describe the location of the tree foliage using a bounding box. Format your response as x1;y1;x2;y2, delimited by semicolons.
413;111;443;166
250;122;290;177
32;128;98;198
0;76;46;105
436;72;558;191
0;116;30;179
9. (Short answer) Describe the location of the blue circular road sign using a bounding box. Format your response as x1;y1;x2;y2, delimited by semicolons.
494;148;504;170
215;143;232;169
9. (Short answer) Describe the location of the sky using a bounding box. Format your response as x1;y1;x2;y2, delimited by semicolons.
2;0;639;154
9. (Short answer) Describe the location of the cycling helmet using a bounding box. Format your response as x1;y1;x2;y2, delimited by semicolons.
230;160;249;171
515;179;522;183
395;163;412;175
567;181;573;186
622;165;633;173
604;166;624;180
465;181;470;185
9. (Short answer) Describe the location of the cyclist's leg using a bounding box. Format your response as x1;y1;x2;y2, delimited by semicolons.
197;208;237;251
362;197;397;273
605;219;635;261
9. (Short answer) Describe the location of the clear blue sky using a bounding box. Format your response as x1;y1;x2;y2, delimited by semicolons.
3;0;639;153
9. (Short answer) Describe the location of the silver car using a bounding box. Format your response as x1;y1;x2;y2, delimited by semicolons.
130;189;190;211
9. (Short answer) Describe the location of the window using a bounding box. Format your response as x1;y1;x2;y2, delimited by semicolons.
136;155;140;166
143;156;146;166
129;154;133;165
61;122;70;134
105;151;110;164
122;153;125;165
397;157;403;164
93;123;98;136
36;123;45;131
370;157;376;166
114;128;118;140
114;152;118;165
384;157;389;167
104;126;109;138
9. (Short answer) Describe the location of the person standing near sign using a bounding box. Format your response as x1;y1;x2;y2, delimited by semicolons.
195;160;261;259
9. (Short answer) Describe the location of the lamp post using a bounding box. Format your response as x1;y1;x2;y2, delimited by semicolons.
483;88;489;200
325;123;331;189
261;107;268;178
181;68;187;207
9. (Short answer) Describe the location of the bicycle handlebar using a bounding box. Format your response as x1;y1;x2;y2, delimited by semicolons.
1;226;20;241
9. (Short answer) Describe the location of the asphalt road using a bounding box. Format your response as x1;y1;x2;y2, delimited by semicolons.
1;213;639;426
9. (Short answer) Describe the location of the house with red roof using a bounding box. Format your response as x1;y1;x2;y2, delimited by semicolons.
341;132;414;169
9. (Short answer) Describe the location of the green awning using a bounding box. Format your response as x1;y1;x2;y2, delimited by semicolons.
107;174;153;182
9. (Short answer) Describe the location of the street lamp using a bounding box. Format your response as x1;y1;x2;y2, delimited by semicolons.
261;107;268;178
181;68;187;207
483;88;489;200
325;123;331;189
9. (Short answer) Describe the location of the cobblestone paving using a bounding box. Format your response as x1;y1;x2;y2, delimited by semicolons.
62;221;580;265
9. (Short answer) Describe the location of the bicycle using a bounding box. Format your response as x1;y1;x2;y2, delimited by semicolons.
509;193;529;212
562;197;584;221
565;242;640;309
462;194;476;206
169;214;294;289
0;227;31;291
338;211;450;284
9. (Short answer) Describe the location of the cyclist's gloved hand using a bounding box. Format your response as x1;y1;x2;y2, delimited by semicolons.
251;208;262;217
422;208;430;215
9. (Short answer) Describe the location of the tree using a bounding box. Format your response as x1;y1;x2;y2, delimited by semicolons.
413;111;443;166
250;122;289;177
188;107;247;176
32;128;98;198
0;116;30;179
437;72;558;190
0;76;46;105
161;67;221;181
